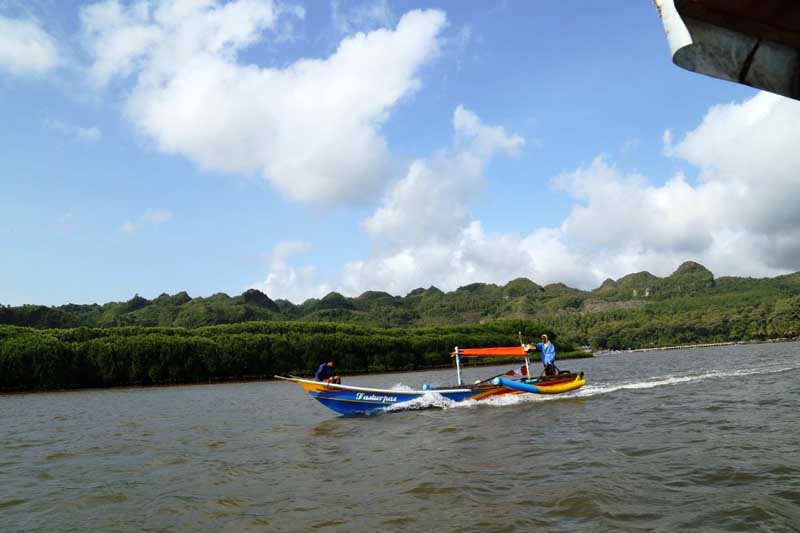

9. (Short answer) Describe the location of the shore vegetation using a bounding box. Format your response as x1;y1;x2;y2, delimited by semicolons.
2;262;798;391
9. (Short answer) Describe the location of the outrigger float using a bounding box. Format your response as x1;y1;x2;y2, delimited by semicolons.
275;346;586;415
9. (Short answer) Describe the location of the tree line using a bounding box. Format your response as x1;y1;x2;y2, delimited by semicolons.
0;320;578;391
2;261;799;391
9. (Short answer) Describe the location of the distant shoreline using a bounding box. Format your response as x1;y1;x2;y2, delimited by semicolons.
3;339;797;396
0;352;595;396
593;337;799;356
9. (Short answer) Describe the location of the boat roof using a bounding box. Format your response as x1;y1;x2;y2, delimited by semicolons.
451;346;528;358
676;0;800;48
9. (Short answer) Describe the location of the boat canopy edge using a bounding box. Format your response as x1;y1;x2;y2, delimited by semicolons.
450;346;527;358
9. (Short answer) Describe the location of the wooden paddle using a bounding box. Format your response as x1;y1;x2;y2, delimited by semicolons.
476;369;516;385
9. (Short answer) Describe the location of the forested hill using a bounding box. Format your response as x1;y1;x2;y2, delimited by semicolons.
2;261;799;347
2;261;799;390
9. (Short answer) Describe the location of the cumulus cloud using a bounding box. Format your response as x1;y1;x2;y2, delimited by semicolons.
251;107;530;301
256;92;800;301
666;92;800;241
546;91;800;281
666;92;798;185
364;106;523;247
498;91;800;286
79;0;164;86
80;0;447;206
341;222;597;298
555;157;716;255
251;240;331;303
120;208;173;233
342;106;532;294
0;15;60;77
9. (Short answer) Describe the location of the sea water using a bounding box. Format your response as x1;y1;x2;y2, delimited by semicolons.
2;342;799;531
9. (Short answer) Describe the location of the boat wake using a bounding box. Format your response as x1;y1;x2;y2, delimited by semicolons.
386;390;554;413
575;363;799;399
381;362;800;413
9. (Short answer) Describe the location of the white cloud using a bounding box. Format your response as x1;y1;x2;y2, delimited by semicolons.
667;92;799;186
81;0;447;206
363;105;523;247
46;119;102;142
120;208;173;233
555;157;715;255
343;106;531;295
251;240;330;302
79;0;163;86
251;107;530;301
667;92;800;241
545;91;800;280
256;92;800;301
341;222;596;298
0;15;59;77
331;0;394;35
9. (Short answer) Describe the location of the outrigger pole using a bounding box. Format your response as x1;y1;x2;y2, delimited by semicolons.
454;346;463;385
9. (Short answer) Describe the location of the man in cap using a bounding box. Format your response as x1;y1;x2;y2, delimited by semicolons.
519;331;558;376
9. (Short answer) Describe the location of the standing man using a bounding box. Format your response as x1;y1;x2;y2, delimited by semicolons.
519;331;558;376
315;360;341;384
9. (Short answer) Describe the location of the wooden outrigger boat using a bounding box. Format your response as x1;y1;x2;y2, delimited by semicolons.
275;346;586;415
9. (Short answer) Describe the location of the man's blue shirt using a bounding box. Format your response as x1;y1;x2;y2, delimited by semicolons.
535;342;556;365
316;363;333;381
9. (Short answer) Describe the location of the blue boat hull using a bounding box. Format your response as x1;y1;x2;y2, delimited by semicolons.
310;387;476;415
276;371;586;415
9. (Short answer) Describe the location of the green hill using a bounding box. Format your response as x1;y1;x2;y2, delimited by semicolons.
2;261;799;391
2;262;799;340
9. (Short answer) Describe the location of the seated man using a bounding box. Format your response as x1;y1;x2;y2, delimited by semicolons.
315;360;341;384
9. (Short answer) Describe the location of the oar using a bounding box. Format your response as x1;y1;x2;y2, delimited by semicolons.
477;369;516;385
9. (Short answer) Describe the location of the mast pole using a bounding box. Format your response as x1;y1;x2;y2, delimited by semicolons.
455;346;463;385
520;332;532;380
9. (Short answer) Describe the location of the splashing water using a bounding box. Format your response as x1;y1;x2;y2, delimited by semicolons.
385;392;459;411
382;361;800;414
575;363;799;399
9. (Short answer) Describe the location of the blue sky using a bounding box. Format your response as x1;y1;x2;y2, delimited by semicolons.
2;0;799;306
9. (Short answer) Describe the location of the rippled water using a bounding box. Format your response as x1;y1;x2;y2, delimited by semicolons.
2;343;799;531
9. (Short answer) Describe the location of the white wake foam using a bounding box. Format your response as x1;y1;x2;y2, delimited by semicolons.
386;389;556;412
382;363;799;413
385;392;459;411
574;364;797;399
